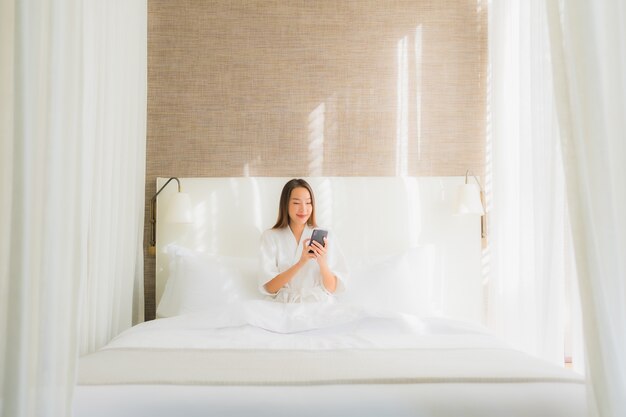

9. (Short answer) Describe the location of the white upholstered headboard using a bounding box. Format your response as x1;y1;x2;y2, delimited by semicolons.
155;177;484;323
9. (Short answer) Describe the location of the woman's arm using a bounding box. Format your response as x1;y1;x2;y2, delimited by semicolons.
263;258;306;294
309;237;337;293
263;238;317;294
318;262;337;293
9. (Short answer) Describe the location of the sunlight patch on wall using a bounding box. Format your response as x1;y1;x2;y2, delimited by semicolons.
396;36;409;177
308;102;325;176
415;25;423;161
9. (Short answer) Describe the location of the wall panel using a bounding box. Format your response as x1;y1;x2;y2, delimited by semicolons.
145;0;487;319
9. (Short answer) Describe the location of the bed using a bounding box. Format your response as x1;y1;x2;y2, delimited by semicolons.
73;177;586;417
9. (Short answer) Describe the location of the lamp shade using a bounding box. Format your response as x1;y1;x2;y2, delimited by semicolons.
166;192;193;223
456;183;484;215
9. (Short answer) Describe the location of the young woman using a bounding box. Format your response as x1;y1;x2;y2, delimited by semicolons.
258;179;348;303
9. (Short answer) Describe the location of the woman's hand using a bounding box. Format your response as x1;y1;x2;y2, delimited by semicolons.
298;238;316;265
301;236;336;293
307;237;329;266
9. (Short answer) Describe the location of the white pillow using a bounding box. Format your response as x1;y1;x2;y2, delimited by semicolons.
340;246;438;316
157;245;260;318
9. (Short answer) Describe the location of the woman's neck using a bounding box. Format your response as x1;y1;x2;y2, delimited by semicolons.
289;222;306;243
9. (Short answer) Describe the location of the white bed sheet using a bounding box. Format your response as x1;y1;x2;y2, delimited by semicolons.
74;302;587;417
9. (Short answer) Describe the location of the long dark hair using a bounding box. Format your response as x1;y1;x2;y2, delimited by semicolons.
272;179;317;229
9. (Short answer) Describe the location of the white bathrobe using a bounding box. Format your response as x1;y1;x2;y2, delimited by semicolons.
258;225;349;303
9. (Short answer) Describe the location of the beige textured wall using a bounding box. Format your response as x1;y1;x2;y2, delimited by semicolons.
145;0;487;319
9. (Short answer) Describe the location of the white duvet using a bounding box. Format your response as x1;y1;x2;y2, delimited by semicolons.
105;300;502;351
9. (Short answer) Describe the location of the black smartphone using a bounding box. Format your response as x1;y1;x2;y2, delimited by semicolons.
308;229;328;253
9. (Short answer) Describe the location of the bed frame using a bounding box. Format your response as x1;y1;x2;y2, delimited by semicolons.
155;176;484;323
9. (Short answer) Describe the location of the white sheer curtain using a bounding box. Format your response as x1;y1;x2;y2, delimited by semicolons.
0;0;14;400
546;1;626;416
0;1;146;416
487;0;579;366
78;0;147;354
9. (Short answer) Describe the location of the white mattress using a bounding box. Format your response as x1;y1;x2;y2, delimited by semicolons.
74;302;587;417
74;383;586;417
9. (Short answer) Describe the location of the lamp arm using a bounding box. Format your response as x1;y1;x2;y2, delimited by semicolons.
149;177;181;249
464;169;483;191
464;169;487;240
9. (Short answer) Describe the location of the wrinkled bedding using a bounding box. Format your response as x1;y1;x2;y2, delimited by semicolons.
102;300;503;350
79;301;581;387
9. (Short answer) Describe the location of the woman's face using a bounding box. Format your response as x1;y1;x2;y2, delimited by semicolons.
288;187;312;226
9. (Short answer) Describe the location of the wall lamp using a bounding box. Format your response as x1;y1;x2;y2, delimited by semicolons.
148;177;193;256
457;169;487;239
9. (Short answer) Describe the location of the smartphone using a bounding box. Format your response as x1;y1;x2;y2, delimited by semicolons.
308;229;328;253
